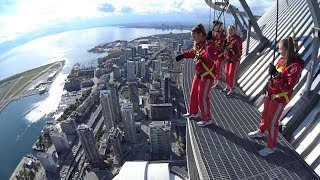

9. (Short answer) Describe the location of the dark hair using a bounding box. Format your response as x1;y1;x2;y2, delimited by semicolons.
192;24;206;36
279;37;295;63
192;24;206;49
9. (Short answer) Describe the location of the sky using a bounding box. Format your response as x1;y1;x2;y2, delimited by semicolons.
0;0;275;45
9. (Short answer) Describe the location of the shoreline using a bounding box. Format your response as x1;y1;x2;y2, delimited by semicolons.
0;60;65;112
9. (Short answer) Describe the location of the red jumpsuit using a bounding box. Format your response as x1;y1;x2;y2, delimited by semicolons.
225;34;242;90
212;32;226;80
183;41;215;121
259;54;303;148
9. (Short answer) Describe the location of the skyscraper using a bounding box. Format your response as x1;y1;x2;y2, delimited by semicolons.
127;60;135;81
121;103;136;143
140;58;146;78
107;83;121;123
153;60;161;72
109;127;123;160
37;152;58;173
60;117;77;135
149;121;171;160
129;81;139;112
162;73;170;103
49;132;70;153
100;90;115;132
77;124;103;166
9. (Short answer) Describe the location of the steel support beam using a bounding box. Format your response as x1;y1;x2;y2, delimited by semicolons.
238;0;264;40
306;0;320;28
228;5;245;35
245;20;252;56
304;29;320;97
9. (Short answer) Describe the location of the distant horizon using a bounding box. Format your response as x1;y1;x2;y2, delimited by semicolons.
0;0;275;45
0;20;231;55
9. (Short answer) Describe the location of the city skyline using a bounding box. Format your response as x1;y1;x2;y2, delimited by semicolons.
0;0;274;45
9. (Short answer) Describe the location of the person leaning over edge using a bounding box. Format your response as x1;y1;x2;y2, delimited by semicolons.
211;20;226;88
221;24;242;96
248;37;304;156
175;23;215;127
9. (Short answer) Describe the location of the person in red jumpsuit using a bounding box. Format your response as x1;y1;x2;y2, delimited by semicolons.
175;23;215;127
211;20;226;88
221;24;242;96
248;37;304;156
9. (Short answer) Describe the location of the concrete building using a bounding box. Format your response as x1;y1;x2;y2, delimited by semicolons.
131;47;137;58
125;48;132;60
109;127;123;160
113;65;121;80
177;43;182;53
64;78;81;92
127;60;136;81
100;90;115;132
60;117;77;135
140;58;146;78
121;103;136;143
162;73;170;103
150;103;173;121
138;45;143;55
149;121;171;160
129;81;139;112
153;60;161;72
135;61;141;78
107;83;121;122
37;152;58;174
152;80;161;90
49;132;70;153
77;124;103;166
149;89;160;104
99;74;110;85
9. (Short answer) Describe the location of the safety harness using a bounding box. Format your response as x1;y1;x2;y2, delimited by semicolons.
195;45;216;79
271;62;289;103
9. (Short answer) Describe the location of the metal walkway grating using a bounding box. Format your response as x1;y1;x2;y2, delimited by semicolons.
183;60;319;180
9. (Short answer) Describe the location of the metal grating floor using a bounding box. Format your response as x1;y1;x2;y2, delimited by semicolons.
182;60;319;180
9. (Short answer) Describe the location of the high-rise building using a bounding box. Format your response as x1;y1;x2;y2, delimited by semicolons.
129;81;139;112
124;48;132;60
140;58;146;78
60;117;77;135
109;127;123;160
49;132;70;153
149;121;171;160
153;60;161;72
100;90;115;132
107;83;120;122
135;61;141;78
138;45;143;55
131;47;137;58
113;65;121;80
149;89;160;104
162;73;170;103
77;124;103;166
127;60;136;81
177;43;182;53
121;103;136;143
37;152;58;173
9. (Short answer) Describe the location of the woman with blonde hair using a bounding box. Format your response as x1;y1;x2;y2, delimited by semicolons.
222;24;242;96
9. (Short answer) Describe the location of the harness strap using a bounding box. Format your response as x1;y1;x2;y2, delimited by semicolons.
200;60;216;79
195;44;215;79
271;92;289;103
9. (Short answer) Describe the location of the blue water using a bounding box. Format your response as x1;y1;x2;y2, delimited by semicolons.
0;26;189;179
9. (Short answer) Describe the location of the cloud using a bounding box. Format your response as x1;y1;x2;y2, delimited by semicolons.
98;3;115;13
